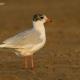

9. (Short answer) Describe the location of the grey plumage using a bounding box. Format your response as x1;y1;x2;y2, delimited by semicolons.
1;29;43;48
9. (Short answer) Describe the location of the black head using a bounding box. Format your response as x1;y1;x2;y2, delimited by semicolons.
33;13;44;21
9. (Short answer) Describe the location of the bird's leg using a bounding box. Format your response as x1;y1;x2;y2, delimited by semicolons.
24;56;28;69
31;55;34;68
27;55;34;68
25;55;34;69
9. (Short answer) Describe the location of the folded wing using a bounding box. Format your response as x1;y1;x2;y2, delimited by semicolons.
3;29;42;48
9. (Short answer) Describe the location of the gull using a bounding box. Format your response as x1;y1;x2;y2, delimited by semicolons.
0;13;52;69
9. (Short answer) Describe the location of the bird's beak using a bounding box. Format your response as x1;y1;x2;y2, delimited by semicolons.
46;17;52;23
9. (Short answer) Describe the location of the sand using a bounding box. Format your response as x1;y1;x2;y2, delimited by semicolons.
0;0;80;80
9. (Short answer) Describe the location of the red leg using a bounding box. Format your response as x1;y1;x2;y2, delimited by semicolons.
24;56;28;69
31;55;34;69
24;55;34;69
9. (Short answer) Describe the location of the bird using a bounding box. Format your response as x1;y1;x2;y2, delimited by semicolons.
0;13;52;69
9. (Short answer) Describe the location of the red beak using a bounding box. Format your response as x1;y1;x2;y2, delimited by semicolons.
46;17;52;23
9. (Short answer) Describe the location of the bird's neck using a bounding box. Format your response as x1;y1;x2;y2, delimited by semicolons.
33;21;46;36
33;21;46;40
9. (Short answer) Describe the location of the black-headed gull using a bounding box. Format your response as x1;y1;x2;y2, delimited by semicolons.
0;13;52;69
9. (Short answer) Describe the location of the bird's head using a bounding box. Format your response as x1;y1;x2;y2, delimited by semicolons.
33;13;52;24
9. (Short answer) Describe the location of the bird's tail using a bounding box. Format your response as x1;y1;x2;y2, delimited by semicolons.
0;44;6;48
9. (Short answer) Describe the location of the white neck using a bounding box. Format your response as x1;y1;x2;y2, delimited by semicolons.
33;21;46;39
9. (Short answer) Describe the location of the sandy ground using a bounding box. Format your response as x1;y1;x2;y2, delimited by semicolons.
0;0;80;80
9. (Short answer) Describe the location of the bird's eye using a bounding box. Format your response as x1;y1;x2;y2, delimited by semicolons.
40;17;43;19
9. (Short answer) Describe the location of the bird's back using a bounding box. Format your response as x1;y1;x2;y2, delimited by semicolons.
3;29;43;48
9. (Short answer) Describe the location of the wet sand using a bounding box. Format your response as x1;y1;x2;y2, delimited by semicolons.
0;0;80;80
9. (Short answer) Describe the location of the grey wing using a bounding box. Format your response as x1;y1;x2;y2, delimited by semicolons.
3;29;31;44
3;29;42;48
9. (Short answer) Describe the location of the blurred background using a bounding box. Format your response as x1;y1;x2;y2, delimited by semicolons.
0;0;80;80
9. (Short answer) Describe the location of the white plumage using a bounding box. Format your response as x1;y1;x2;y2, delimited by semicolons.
0;14;51;69
0;15;47;56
